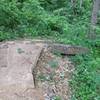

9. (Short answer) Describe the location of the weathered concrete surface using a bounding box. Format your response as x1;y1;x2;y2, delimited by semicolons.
0;41;44;100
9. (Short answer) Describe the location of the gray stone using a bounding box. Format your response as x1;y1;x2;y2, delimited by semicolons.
48;44;89;55
0;41;44;100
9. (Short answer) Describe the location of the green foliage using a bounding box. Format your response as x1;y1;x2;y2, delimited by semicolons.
38;74;47;82
48;60;58;69
17;48;25;54
0;0;93;41
53;96;61;100
0;0;21;30
0;0;99;100
70;47;100;100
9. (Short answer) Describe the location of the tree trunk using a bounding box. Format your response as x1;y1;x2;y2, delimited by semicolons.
80;0;83;9
89;0;100;39
71;0;76;15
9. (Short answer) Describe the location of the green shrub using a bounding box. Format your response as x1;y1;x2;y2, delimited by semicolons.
70;47;100;100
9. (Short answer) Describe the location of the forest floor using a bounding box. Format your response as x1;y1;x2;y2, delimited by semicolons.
0;40;74;100
35;46;74;100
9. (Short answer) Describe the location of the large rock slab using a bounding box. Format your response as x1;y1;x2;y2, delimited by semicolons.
0;41;44;100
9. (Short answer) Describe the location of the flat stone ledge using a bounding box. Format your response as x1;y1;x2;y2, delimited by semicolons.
0;40;44;100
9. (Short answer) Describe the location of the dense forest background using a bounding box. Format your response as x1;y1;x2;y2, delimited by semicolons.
0;0;100;100
0;0;99;42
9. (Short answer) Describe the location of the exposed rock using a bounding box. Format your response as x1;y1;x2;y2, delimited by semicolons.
48;43;89;55
0;40;44;100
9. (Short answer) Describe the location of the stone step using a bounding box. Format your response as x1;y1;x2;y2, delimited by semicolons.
0;85;44;100
0;41;44;100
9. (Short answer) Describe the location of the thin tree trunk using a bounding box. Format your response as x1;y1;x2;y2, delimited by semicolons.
80;0;83;9
71;0;76;15
89;0;100;39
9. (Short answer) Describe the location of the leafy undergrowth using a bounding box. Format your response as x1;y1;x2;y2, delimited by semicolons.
70;46;100;100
